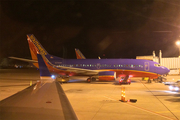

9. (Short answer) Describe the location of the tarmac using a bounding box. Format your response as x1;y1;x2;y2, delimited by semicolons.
0;69;180;120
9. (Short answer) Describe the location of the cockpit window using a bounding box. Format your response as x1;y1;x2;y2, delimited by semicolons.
154;64;160;67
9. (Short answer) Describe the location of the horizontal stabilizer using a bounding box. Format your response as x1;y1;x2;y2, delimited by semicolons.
9;57;38;63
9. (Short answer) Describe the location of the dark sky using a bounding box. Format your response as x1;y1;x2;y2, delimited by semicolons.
1;0;180;59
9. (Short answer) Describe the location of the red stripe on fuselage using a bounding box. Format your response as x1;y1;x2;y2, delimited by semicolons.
115;70;159;79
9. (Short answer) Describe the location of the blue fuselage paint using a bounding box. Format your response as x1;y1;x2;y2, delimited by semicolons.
46;55;169;76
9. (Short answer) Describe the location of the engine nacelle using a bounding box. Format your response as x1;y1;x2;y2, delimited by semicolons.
98;71;116;81
56;76;69;83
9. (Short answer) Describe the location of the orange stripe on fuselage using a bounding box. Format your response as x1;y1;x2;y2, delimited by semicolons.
99;76;115;81
97;69;159;79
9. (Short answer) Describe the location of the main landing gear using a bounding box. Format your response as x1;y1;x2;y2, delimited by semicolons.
148;79;151;83
87;78;91;83
87;77;96;83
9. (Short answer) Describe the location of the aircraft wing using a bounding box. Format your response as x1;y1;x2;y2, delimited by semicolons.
9;56;38;63
0;81;77;120
0;54;78;120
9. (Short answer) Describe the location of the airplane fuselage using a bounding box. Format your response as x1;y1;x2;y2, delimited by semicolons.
25;34;170;81
45;55;168;79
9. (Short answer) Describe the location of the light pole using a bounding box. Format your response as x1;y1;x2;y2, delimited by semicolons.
176;41;180;58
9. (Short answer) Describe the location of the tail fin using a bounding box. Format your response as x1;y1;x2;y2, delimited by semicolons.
37;54;52;79
75;48;86;59
27;34;49;68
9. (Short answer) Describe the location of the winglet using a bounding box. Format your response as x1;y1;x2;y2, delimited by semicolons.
37;54;52;79
75;48;86;59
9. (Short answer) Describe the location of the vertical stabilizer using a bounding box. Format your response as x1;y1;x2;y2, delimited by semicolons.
27;34;49;68
75;48;86;59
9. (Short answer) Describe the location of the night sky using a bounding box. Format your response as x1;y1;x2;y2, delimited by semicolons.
1;0;180;60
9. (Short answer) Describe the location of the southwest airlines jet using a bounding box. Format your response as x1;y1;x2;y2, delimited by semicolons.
10;34;170;84
0;54;78;120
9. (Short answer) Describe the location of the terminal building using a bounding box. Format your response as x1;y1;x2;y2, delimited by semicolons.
136;50;180;75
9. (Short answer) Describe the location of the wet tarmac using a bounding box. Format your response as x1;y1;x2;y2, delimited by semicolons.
0;69;180;120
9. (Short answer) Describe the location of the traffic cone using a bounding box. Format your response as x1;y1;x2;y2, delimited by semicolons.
121;87;125;102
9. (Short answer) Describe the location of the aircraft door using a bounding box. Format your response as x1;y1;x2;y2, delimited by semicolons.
144;62;149;71
97;63;101;69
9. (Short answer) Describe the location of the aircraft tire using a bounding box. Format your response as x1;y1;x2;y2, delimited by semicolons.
148;79;151;83
92;78;96;81
87;78;91;83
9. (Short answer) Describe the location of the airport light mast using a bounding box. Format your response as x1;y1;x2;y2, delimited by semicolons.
176;41;180;58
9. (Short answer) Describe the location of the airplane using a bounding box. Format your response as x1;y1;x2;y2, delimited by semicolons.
75;48;102;59
10;34;170;84
75;48;86;59
74;49;170;83
0;54;78;120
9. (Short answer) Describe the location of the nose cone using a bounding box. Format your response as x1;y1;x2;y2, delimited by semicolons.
161;66;170;75
165;68;170;74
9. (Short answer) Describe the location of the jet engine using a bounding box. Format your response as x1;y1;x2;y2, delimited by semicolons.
98;71;116;81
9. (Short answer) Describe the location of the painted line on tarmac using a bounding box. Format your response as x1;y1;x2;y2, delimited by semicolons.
157;110;180;113
126;103;177;120
103;96;117;101
103;95;177;120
